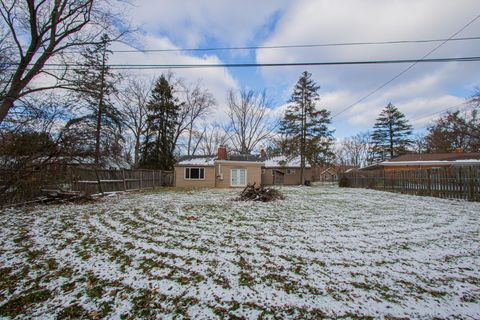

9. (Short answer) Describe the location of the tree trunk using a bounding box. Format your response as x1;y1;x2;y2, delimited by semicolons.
134;134;141;168
94;41;107;166
187;122;193;155
0;97;15;125
389;122;394;159
300;87;306;185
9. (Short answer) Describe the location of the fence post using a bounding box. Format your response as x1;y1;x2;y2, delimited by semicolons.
468;166;474;201
94;169;104;195
382;170;385;189
122;169;127;191
151;170;155;189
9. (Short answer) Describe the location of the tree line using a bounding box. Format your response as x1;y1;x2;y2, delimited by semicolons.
0;0;479;189
336;93;480;167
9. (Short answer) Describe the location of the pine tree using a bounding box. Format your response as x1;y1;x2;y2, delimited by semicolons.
371;103;412;161
280;71;334;184
140;75;181;170
67;34;122;165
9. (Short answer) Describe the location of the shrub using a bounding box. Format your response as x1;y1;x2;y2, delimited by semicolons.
338;175;350;188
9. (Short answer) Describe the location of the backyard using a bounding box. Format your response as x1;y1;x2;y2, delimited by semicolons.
0;185;478;319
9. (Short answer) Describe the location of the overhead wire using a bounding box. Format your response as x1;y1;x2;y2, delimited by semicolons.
5;56;480;71
111;36;480;53
331;13;480;119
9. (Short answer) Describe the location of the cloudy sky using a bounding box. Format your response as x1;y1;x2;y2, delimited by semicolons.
111;0;480;138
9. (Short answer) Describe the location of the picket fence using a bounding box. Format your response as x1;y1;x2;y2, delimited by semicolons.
0;167;174;206
342;166;480;201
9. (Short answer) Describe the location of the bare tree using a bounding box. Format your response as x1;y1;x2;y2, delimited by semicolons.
179;80;215;155
116;76;152;167
226;88;276;154
0;0;129;124
411;132;428;153
335;132;371;167
197;122;229;156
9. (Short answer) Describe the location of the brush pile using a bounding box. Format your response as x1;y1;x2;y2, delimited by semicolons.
235;183;285;202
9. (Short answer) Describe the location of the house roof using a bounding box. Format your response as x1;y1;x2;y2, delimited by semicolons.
320;167;337;175
382;160;480;167
176;156;216;166
226;154;263;162
389;152;480;162
264;156;311;168
175;153;263;166
358;153;480;170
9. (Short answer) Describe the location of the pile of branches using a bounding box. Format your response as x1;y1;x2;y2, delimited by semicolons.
235;183;285;202
36;189;96;206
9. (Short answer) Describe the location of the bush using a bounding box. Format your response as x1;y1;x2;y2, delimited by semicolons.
338;175;350;188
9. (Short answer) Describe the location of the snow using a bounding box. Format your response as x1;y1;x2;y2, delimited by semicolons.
382;160;480;166
0;185;479;318
264;156;310;168
176;156;216;166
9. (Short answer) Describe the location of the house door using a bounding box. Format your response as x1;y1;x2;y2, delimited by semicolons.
273;170;284;185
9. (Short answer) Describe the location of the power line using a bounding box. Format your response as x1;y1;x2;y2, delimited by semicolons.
111;36;480;53
6;56;480;71
410;101;468;123
331;13;480;119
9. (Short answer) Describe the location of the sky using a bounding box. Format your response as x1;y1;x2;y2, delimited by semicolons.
110;0;480;139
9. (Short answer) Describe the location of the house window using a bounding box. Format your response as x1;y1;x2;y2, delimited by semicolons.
261;169;266;175
286;169;295;175
231;169;247;186
185;167;205;180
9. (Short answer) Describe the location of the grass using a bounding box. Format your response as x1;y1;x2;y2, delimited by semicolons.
0;184;478;318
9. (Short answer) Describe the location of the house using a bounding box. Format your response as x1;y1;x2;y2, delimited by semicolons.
318;167;337;182
262;156;313;185
174;146;313;188
311;165;357;182
174;146;264;188
359;152;480;171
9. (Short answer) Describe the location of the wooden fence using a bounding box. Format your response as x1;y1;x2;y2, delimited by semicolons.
0;167;174;205
341;166;480;201
71;168;174;195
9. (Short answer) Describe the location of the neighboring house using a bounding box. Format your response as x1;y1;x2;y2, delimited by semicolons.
312;165;357;182
262;156;313;185
319;167;337;182
359;152;480;171
174;146;313;188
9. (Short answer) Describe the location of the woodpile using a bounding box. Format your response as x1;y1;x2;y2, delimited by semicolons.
235;183;285;202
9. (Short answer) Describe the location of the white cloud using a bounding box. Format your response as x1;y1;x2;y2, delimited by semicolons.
110;34;240;122
129;0;288;47
255;0;480;135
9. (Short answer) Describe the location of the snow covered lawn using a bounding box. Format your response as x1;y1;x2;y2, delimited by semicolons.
0;185;479;319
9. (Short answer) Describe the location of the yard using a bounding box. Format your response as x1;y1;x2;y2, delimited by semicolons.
0;185;479;319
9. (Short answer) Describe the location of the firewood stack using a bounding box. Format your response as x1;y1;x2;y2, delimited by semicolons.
235;183;285;202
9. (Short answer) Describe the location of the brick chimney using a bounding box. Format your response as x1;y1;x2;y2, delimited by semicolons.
454;148;463;154
260;148;267;159
217;145;227;160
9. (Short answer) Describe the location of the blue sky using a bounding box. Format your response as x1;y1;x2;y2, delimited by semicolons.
111;0;480;139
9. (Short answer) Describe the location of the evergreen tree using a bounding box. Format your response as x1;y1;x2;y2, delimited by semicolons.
371;103;412;161
280;71;334;184
67;34;122;165
140;75;181;170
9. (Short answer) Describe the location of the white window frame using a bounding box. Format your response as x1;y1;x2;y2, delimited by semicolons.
230;168;247;187
286;169;295;175
184;167;205;180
